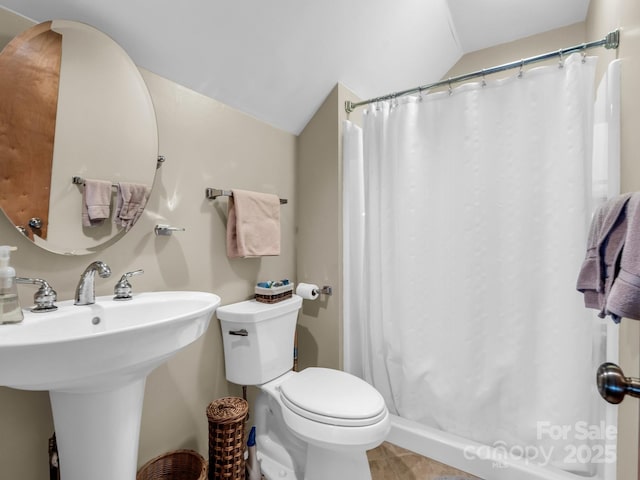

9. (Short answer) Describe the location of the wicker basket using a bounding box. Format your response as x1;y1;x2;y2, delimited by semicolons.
254;283;293;304
206;397;249;480
136;449;207;480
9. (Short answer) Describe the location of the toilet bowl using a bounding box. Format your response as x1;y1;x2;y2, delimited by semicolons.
217;295;390;480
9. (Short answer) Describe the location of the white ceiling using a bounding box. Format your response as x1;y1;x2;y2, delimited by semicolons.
0;0;591;134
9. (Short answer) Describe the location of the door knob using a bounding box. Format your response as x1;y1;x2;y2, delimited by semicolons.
596;362;640;404
28;217;42;229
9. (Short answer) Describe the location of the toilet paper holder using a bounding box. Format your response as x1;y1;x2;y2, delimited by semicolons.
296;283;333;300
315;286;333;296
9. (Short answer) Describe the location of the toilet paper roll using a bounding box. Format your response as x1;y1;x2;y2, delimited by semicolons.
296;282;319;300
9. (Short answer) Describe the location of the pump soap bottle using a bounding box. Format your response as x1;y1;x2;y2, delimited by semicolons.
0;246;24;324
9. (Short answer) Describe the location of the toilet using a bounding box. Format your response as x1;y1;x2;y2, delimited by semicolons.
217;294;390;480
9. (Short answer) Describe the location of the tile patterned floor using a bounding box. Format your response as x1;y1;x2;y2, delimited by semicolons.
367;442;481;480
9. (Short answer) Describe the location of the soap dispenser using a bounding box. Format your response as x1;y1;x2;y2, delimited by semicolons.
0;245;24;324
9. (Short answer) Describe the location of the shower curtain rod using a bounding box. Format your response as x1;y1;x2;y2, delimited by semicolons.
344;30;620;113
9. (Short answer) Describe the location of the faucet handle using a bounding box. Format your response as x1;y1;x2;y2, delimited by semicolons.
16;277;58;312
113;269;144;301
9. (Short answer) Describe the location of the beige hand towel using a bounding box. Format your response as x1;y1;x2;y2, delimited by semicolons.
81;179;113;227
114;182;151;231
226;189;281;258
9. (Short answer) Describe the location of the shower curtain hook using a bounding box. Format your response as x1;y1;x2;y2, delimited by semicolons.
558;49;564;69
518;60;525;78
581;43;588;63
448;78;453;96
481;69;487;87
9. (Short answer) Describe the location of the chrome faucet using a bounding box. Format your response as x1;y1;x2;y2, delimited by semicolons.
75;261;111;305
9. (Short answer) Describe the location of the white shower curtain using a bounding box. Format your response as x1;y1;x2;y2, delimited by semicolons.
344;53;619;473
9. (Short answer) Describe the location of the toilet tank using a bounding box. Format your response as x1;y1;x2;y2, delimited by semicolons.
217;295;303;385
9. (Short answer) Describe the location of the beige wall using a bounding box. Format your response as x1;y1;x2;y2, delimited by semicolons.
0;14;296;479
295;83;361;373
296;86;341;371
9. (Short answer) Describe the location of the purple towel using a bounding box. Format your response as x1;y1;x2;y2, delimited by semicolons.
607;193;640;321
577;193;632;320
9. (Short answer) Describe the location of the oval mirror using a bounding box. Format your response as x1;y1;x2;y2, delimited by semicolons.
0;16;158;255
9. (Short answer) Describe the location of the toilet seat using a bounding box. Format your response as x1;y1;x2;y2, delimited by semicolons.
279;367;387;427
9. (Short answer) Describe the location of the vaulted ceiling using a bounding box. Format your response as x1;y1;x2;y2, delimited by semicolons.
0;0;591;134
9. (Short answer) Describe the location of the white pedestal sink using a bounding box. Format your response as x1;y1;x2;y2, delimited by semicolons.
0;290;220;480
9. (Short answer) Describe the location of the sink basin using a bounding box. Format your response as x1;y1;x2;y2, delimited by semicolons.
0;290;220;391
0;290;220;480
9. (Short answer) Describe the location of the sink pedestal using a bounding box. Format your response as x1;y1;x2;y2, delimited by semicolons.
49;378;146;480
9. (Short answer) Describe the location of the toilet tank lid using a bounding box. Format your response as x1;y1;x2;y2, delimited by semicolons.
216;294;302;323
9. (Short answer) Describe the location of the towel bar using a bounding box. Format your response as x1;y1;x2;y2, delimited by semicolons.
72;176;118;188
72;155;165;187
205;188;288;205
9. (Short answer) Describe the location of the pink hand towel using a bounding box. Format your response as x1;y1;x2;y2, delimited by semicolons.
81;179;113;227
114;182;151;231
226;189;281;258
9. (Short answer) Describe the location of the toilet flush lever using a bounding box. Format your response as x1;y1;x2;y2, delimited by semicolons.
229;329;249;336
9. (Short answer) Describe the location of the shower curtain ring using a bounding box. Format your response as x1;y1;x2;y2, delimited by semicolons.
448;78;453;96
558;49;564;68
581;43;587;63
481;69;487;87
518;60;524;78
